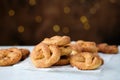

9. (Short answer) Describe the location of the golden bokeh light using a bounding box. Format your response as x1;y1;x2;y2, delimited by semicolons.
53;25;60;32
8;9;15;16
62;27;69;34
80;16;88;23
64;6;71;14
29;0;36;6
35;16;42;23
89;8;96;14
18;26;25;33
83;23;90;30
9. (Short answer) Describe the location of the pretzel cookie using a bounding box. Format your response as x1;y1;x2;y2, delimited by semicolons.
42;35;71;46
70;52;103;70
70;40;98;55
0;48;22;66
97;43;118;54
30;43;61;68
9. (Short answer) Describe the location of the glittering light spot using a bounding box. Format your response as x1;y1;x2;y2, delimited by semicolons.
35;16;42;23
8;10;15;16
62;27;69;34
18;26;24;33
89;8;96;14
64;6;70;14
29;0;36;6
80;16;88;23
83;23;90;30
53;25;60;32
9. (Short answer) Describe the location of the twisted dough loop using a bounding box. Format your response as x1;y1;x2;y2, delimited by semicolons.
97;43;118;54
70;40;98;55
42;36;71;46
0;48;22;66
30;43;61;68
76;40;98;53
59;45;72;56
70;52;103;70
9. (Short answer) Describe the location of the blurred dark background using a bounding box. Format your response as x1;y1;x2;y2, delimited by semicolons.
0;0;120;45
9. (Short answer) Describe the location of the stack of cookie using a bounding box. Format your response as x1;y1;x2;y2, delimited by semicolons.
30;36;71;68
70;40;103;70
42;36;72;66
0;35;118;70
30;35;119;70
0;48;30;66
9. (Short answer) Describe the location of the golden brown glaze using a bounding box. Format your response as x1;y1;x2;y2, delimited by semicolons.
97;43;118;54
70;52;103;70
30;43;61;68
42;36;71;46
0;48;22;66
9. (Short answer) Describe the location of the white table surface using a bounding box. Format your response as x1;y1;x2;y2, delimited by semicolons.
0;46;120;80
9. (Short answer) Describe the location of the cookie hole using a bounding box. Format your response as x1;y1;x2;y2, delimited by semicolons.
61;55;68;59
92;57;95;62
63;45;69;48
